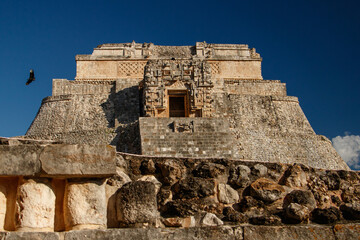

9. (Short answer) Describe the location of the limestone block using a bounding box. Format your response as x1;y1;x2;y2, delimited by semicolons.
116;181;158;225
0;145;41;176
1;232;60;239
106;168;132;228
201;213;223;226
333;224;360;240
40;144;116;177
218;183;239;204
63;226;237;240
15;179;55;231
249;178;285;202
244;225;335;240
64;179;107;230
0;185;6;231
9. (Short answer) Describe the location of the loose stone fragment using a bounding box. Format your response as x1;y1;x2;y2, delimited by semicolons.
64;179;107;230
193;162;228;183
282;164;308;188
252;164;268;177
162;216;195;228
229;165;251;188
157;187;173;207
284;203;310;223
116;181;158;225
15;179;55;231
249;214;282;225
157;159;186;185
201;213;224;226
311;207;341;224
283;190;316;211
163;200;198;218
340;203;360;220
223;207;247;223
107;168;131;188
218;183;239;204
172;177;215;199
250;178;285;202
140;159;156;174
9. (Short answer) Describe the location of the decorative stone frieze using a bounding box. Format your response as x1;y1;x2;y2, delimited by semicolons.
143;59;213;117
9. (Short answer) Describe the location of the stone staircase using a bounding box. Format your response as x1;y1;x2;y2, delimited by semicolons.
139;117;239;158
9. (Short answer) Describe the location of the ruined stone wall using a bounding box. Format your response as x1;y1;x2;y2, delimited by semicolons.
139;118;240;158
0;141;358;239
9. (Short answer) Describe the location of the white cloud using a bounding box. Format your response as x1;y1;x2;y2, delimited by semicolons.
332;134;360;170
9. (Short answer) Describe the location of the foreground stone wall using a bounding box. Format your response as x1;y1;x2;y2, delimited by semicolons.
0;225;359;240
0;141;358;239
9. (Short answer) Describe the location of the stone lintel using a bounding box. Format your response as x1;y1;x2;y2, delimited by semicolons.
0;144;116;177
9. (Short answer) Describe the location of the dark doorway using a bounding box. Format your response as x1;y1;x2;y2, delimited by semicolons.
169;96;185;117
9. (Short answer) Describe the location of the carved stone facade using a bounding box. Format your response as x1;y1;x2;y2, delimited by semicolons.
143;60;213;117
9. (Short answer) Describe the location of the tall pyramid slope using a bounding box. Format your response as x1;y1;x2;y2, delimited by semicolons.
26;42;349;170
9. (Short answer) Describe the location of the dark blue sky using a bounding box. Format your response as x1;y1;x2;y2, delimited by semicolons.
0;0;359;140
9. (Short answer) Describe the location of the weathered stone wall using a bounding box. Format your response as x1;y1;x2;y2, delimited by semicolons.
75;42;263;81
223;79;287;96
123;153;359;229
26;79;141;152
1;225;359;240
212;93;348;170
0;141;358;239
52;79;114;96
139;118;239;158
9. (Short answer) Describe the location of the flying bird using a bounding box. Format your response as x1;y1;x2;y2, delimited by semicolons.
26;69;35;85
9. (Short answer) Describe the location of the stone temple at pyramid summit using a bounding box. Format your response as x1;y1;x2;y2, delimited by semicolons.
0;42;358;239
26;41;348;170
